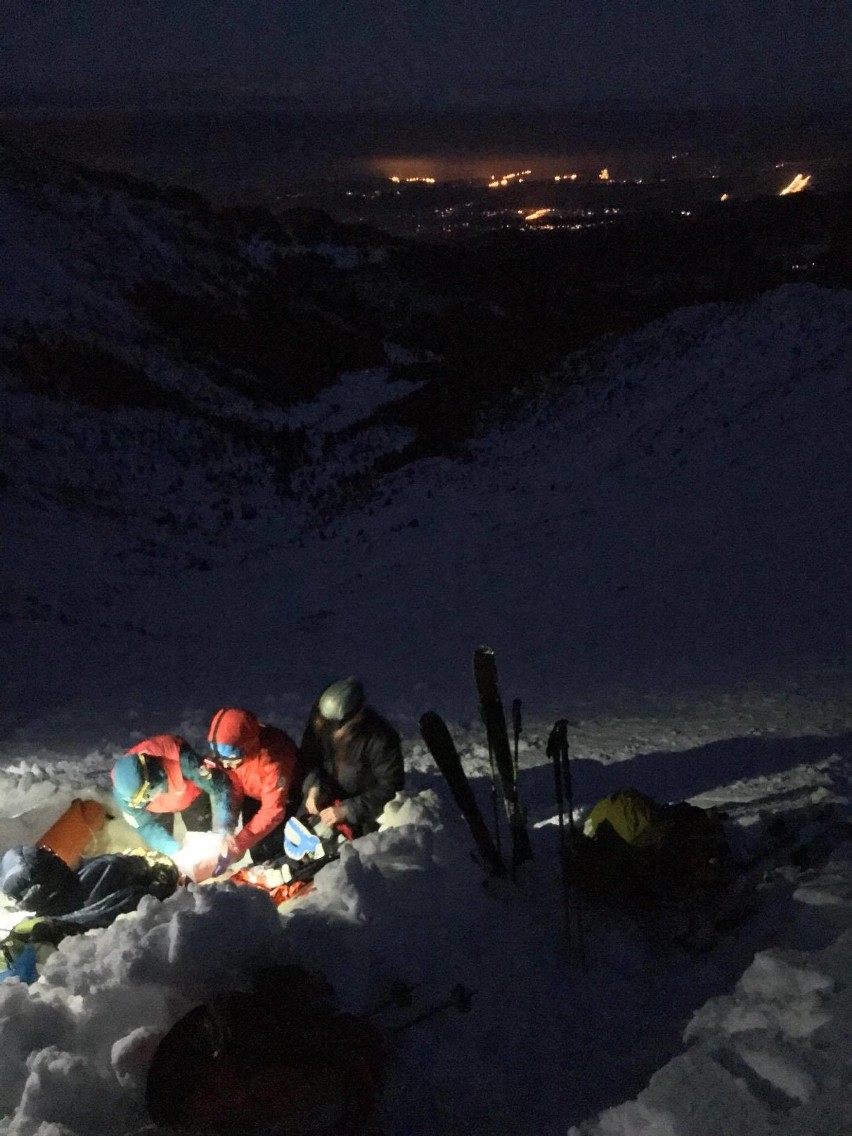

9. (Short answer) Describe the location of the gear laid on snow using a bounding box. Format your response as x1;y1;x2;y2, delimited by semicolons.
0;918;62;984
284;816;323;861
146;964;385;1136
36;798;106;868
228;848;332;904
583;788;669;848
1;843;83;915
0;845;179;982
1;846;179;920
575;787;738;950
0;941;37;984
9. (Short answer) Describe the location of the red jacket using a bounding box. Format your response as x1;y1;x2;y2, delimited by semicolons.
208;709;298;858
127;735;200;813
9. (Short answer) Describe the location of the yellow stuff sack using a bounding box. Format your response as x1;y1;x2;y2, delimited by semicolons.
582;788;668;848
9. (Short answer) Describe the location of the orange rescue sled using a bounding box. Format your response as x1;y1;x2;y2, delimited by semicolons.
37;798;106;868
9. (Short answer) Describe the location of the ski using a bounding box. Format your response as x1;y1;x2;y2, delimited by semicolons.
472;647;534;868
419;711;506;878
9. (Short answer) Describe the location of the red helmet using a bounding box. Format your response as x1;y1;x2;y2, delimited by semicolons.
207;708;261;763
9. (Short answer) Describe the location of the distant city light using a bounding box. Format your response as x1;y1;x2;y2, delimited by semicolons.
389;176;436;185
720;193;729;201
598;168;610;181
554;174;579;182
779;173;811;195
524;209;553;222
488;169;532;188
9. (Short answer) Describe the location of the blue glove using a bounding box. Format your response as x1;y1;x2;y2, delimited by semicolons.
212;836;239;877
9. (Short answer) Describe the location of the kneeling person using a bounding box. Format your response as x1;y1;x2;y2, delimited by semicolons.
300;677;404;837
112;735;233;876
207;707;300;869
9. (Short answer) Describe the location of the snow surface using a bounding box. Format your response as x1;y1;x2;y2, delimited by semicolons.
2;229;852;1135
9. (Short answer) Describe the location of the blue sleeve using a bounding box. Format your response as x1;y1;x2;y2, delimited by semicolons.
112;791;180;857
179;746;237;834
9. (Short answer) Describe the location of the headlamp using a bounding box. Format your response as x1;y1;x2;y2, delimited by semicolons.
209;742;244;767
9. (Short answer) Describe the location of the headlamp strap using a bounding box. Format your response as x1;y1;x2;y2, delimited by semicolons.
129;752;152;808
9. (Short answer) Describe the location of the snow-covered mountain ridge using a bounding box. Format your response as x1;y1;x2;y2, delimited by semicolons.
3;267;852;738
300;282;852;708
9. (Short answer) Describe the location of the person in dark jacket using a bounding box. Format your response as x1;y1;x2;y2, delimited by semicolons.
111;735;234;874
299;677;404;837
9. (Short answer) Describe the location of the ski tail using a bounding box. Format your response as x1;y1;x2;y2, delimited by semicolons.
420;711;506;878
473;647;533;868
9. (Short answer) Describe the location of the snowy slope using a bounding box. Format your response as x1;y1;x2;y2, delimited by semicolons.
5;271;852;744
2;148;852;1133
47;281;848;741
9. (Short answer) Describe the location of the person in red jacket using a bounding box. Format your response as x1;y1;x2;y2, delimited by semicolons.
111;735;234;876
206;707;300;870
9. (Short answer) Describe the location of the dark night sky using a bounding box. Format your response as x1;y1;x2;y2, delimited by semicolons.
2;0;851;109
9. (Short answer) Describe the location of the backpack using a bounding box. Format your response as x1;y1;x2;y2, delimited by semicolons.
578;790;733;909
147;964;385;1136
582;789;669;848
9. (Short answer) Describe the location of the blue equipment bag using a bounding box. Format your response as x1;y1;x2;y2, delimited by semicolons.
0;942;38;984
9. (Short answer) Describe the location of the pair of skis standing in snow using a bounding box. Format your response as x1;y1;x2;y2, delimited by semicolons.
421;646;586;965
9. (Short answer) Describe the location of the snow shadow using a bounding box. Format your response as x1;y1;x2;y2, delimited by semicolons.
523;731;852;817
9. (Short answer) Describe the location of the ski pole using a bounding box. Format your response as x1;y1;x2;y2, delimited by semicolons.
511;698;522;785
547;722;570;951
551;719;587;968
485;737;503;863
367;981;418;1017
392;985;476;1033
560;719;587;968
